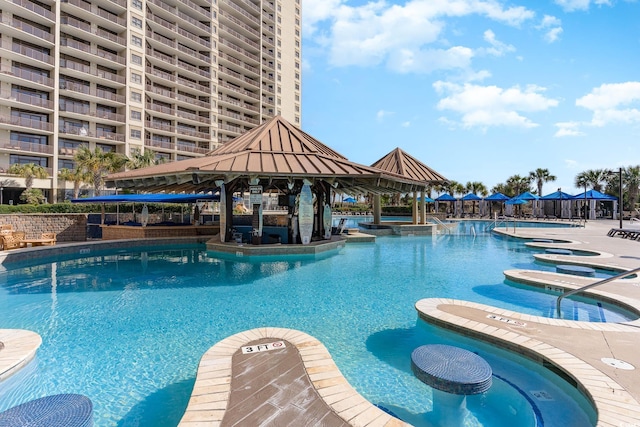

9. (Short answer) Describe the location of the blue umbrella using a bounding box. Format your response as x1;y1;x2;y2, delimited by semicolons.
435;193;456;201
461;193;482;201
505;198;528;205
485;192;510;201
541;190;574;200
514;191;539;200
571;189;617;200
420;196;435;203
343;197;357;203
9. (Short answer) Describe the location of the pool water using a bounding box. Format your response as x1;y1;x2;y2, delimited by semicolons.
0;233;615;426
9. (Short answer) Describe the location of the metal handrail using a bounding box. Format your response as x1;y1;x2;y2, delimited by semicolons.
556;266;640;318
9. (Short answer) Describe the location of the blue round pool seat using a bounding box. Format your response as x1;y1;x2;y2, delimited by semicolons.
411;344;492;395
0;394;93;427
545;248;573;255
556;264;596;277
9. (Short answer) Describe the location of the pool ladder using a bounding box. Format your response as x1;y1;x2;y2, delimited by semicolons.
555;266;640;318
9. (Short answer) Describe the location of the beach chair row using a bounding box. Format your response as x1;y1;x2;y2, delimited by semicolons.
607;228;640;240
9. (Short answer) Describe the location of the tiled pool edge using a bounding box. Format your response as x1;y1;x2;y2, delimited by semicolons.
178;327;410;427
415;298;640;427
0;329;41;382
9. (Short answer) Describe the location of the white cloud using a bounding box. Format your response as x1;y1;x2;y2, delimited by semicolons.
564;159;579;169
376;110;394;121
536;15;563;43
554;0;612;12
434;81;559;129
479;29;515;56
576;82;640;127
303;0;534;73
401;121;411;127
554;122;585;137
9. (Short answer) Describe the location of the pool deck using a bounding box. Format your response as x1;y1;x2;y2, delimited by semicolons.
3;219;640;426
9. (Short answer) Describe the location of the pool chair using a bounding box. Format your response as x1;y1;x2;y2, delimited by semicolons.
41;232;57;245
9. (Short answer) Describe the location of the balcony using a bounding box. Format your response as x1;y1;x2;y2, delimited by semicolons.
218;108;259;125
145;85;211;109
0;90;54;111
219;65;259;89
62;0;127;29
219;23;259;50
10;0;55;23
0;40;54;68
177;143;209;154
218;52;259;76
59;104;126;123
60;59;126;86
146;138;174;151
218;38;259;63
0;17;55;45
96;129;125;142
61;15;126;48
218;9;259;38
219;0;260;25
218;95;259;112
0;139;54;155
177;127;209;139
0;114;53;132
218;81;259;100
60;38;126;67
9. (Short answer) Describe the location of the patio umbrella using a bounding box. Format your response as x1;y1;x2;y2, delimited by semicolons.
461;193;482;215
513;192;540;217
343;197;357;203
435;193;456;215
572;190;617;220
541;190;574;218
485;192;510;216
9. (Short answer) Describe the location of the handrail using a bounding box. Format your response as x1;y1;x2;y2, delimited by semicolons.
556;266;640;318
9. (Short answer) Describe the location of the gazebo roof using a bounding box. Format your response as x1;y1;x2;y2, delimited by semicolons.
106;116;429;194
370;148;447;183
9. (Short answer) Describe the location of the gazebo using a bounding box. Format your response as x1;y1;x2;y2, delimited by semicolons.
370;148;448;224
105;116;431;244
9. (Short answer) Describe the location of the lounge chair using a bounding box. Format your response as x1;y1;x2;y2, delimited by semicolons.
1;234;22;250
41;232;57;245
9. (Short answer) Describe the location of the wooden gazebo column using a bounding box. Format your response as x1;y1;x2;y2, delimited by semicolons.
420;188;427;225
412;192;418;225
373;194;381;224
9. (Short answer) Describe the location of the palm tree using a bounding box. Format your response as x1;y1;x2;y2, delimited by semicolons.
7;163;48;190
126;149;160;170
491;183;512;197
58;167;90;200
74;146;126;196
465;181;488;197
574;169;608;192
529;168;556;196
506;174;532;196
623;166;640;212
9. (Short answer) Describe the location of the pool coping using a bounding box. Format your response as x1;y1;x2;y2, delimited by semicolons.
0;329;41;382
414;298;640;427
178;327;410;427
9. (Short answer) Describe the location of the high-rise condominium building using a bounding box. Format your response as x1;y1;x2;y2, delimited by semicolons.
0;0;301;203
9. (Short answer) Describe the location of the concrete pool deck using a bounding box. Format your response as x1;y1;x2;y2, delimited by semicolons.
2;219;640;425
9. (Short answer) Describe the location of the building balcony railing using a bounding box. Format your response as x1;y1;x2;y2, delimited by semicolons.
61;16;126;46
59;126;91;137
59;146;79;156
60;59;126;85
0;139;54;155
218;52;259;75
61;38;126;65
177;144;209;154
217;123;242;134
1;91;54;109
145;85;211;108
146;102;211;124
1;18;55;43
145;48;211;79
7;41;54;65
146;120;175;133
1;66;53;87
106;0;127;9
176;26;211;49
219;23;259;50
218;81;259;100
219;0;259;25
177;0;211;19
218;109;259;125
177;127;209;139
60;105;126;122
146;30;211;64
62;0;127;27
11;0;55;21
60;81;126;104
146;0;211;34
0;114;53;132
146;138;173;150
218;9;259;38
96;129;125;142
218;95;259;112
219;66;259;88
218;38;259;62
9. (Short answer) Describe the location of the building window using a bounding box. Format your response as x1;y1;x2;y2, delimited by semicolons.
10;154;47;167
131;35;142;47
131;17;142;28
131;54;142;65
295;94;299;101
295;116;300;123
295;62;299;69
132;0;142;9
295;40;300;47
295;72;300;80
296;19;300;25
11;132;47;145
131;91;141;102
295;104;300;112
130;110;141;120
130;129;141;139
295;83;299;90
131;72;142;84
295;29;300;37
295;50;299;58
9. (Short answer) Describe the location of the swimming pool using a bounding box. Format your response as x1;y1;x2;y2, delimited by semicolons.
0;233;617;426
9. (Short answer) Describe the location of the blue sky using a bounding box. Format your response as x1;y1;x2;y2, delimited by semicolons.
300;0;640;195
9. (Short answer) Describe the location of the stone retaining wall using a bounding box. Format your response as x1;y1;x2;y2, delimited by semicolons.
0;214;87;242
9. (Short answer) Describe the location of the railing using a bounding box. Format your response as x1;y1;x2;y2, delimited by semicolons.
1;91;54;109
218;9;259;37
0;115;53;132
2;67;53;86
1;18;55;43
556;266;640;318
9;42;54;65
11;0;55;21
0;139;54;154
429;216;456;234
